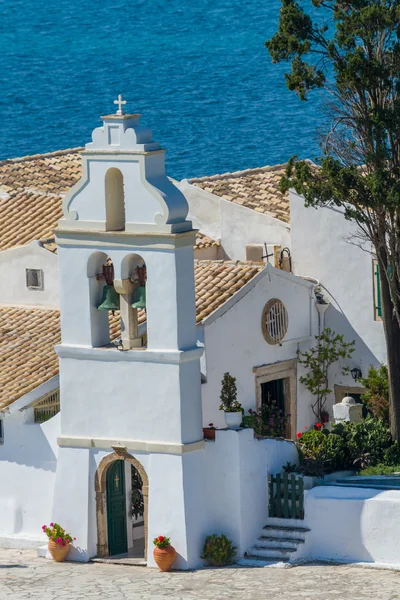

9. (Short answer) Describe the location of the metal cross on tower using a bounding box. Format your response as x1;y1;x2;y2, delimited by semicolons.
114;94;127;115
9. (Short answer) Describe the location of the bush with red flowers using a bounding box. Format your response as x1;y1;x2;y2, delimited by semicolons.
153;535;171;549
42;523;75;546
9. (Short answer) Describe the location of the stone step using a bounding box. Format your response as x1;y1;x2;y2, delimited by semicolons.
249;546;293;560
256;537;301;550
259;532;305;546
263;525;309;540
238;556;292;568
247;547;291;561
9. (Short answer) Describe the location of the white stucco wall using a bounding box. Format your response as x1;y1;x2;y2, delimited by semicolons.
290;191;386;369
305;486;400;566
201;266;316;431
0;242;59;308
179;181;291;261
0;411;60;547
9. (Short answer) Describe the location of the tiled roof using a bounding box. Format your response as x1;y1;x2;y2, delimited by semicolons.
189;164;290;223
0;148;219;251
0;307;60;410
0;148;82;251
0;260;264;408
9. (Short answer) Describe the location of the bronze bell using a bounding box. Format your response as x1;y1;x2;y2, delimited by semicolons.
131;285;146;309
98;284;120;312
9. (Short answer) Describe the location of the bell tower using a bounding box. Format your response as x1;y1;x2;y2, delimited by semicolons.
52;99;206;568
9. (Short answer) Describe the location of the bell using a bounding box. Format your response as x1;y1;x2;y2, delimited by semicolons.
132;285;146;309
97;284;120;311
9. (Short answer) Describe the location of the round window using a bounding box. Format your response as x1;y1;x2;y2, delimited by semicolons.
262;299;288;345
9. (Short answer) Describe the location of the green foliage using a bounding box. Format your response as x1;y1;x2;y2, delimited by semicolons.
297;328;355;420
360;464;400;476
360;365;389;424
201;534;237;566
153;535;171;548
219;372;242;413
245;403;289;438
283;461;298;473
298;417;400;474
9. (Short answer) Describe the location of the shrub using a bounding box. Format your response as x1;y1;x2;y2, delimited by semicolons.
360;365;389;424
246;403;289;438
201;534;236;566
297;418;400;474
219;373;242;413
42;523;75;546
360;464;400;476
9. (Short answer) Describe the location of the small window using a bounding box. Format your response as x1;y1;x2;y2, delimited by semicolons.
262;299;289;345
26;269;44;291
0;419;3;445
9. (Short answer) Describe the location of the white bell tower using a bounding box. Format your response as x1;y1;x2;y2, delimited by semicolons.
52;99;206;568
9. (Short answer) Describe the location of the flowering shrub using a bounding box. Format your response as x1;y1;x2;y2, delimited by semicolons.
246;401;289;438
42;523;75;546
153;535;171;549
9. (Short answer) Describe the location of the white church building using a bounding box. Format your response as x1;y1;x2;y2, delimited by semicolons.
0;100;387;567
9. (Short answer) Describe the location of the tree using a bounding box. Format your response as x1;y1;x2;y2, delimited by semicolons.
297;328;355;421
266;0;400;442
360;364;390;423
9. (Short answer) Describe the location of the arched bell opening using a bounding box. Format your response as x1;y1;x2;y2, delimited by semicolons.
95;451;149;562
118;254;148;350
88;252;120;348
105;168;125;231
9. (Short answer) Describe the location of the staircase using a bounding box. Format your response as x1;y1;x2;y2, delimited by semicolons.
239;521;310;567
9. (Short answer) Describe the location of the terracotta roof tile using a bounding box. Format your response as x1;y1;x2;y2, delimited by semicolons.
0;260;263;408
189;164;290;223
0;307;60;410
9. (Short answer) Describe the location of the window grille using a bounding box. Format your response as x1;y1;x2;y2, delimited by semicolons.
262;299;288;345
34;389;60;423
26;268;44;290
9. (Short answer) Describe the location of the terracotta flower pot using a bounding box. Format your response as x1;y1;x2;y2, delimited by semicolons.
153;545;176;571
48;540;70;562
203;427;216;441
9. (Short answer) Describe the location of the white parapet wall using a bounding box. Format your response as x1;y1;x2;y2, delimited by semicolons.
305;485;400;566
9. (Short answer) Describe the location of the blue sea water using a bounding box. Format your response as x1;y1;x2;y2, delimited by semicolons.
0;0;324;179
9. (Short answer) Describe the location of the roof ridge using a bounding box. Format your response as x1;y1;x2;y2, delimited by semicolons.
188;163;288;183
0;147;84;166
194;258;265;268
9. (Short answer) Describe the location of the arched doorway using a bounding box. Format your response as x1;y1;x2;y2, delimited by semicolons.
95;451;149;561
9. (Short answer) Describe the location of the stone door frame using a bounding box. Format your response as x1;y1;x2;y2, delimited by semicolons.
95;449;149;561
253;359;297;440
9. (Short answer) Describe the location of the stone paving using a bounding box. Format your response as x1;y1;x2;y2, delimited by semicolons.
1;548;400;600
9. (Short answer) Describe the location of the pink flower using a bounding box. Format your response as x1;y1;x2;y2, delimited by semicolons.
56;537;62;544
50;522;54;527
74;538;76;541
42;525;46;531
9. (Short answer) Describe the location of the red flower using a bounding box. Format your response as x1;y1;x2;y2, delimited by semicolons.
296;432;302;439
315;423;322;430
159;536;164;542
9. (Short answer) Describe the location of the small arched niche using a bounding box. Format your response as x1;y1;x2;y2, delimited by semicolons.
105;168;125;231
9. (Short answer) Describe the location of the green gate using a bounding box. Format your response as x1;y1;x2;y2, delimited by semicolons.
269;473;304;519
106;460;128;556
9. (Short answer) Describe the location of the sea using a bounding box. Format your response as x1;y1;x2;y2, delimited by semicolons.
0;0;325;180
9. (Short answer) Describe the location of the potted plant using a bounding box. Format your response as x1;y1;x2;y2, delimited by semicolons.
320;410;330;424
219;372;243;429
42;523;75;562
203;423;217;441
153;535;176;571
201;533;236;566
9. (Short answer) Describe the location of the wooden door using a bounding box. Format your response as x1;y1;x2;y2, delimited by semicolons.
106;460;128;556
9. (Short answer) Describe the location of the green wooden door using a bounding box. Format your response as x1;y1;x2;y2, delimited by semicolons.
106;460;128;556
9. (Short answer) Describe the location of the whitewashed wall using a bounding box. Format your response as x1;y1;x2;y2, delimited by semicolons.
0;242;59;308
305;486;400;566
201;266;317;431
0;411;59;547
179;181;291;261
290;191;386;368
